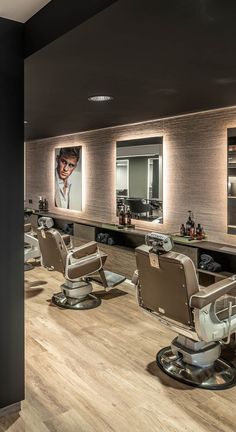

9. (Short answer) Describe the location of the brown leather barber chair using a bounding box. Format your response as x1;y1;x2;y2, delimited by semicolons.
37;218;125;310
133;232;236;389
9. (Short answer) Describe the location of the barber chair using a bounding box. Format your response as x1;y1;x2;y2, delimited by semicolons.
37;218;125;310
125;198;152;219
133;232;236;389
24;223;41;271
39;217;73;249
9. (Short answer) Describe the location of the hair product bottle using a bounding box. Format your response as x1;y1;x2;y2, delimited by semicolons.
195;223;201;239
38;196;44;211
186;210;193;236
119;206;126;225
43;198;48;212
126;205;132;226
180;223;186;236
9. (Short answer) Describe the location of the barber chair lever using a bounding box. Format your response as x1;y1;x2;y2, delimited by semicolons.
221;300;233;345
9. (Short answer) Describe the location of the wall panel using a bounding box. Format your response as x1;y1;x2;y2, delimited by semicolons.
0;17;24;411
26;107;236;246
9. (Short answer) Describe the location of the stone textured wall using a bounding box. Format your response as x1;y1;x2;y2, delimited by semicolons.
26;106;236;245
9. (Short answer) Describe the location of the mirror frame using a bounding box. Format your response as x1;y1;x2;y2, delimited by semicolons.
116;136;163;224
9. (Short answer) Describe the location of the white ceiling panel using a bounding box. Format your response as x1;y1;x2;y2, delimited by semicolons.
0;0;51;23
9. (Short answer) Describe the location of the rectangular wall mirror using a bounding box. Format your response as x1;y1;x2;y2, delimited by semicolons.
228;128;236;234
116;137;163;223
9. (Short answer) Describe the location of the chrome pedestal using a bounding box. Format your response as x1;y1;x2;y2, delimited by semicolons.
52;280;101;310
52;292;101;310
24;263;34;271
156;346;236;389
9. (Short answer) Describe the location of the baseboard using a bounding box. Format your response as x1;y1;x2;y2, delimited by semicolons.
0;402;21;417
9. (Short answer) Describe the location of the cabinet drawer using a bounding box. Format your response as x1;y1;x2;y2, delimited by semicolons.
73;223;96;242
172;244;198;267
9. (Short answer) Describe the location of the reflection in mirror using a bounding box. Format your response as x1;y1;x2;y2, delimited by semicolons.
116;159;129;197
116;137;163;224
227;127;236;235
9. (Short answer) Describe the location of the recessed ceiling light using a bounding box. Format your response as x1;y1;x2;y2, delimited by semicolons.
88;95;114;102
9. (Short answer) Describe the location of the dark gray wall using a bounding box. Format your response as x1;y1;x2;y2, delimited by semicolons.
0;18;24;409
24;0;118;57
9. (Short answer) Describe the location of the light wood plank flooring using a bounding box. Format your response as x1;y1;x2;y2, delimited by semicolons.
0;266;236;432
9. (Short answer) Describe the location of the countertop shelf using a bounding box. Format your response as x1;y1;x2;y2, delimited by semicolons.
26;209;236;255
197;268;234;279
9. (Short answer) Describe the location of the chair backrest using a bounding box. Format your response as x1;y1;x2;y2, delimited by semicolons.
37;228;68;274
135;245;200;326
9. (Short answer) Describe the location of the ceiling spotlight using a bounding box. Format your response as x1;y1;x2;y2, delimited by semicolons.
88;95;114;102
24;120;28;124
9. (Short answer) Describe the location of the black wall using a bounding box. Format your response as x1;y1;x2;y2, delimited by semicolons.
24;0;118;57
0;18;24;409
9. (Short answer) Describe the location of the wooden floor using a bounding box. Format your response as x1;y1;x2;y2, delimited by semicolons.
1;266;236;432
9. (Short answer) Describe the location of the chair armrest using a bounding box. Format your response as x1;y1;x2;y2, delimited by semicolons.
71;241;98;259
67;255;102;279
190;276;236;309
24;223;32;233
61;234;71;246
65;242;102;280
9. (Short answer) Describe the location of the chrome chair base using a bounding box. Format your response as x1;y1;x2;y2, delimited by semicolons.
52;292;101;310
24;263;34;271
156;346;236;390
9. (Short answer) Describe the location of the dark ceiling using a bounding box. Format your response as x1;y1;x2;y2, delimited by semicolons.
25;0;236;141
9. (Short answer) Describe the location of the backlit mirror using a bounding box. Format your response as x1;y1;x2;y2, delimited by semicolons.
228;127;236;235
116;137;163;223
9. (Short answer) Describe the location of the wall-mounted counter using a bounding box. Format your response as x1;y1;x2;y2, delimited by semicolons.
26;210;236;282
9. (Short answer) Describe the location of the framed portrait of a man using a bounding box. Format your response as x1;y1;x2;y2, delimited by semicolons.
54;146;82;211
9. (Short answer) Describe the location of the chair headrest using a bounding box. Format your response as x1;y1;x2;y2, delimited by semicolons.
145;232;173;253
38;217;54;230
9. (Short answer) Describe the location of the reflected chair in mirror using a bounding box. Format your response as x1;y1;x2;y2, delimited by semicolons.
24;223;41;271
133;232;236;389
37;218;125;309
125;198;152;219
